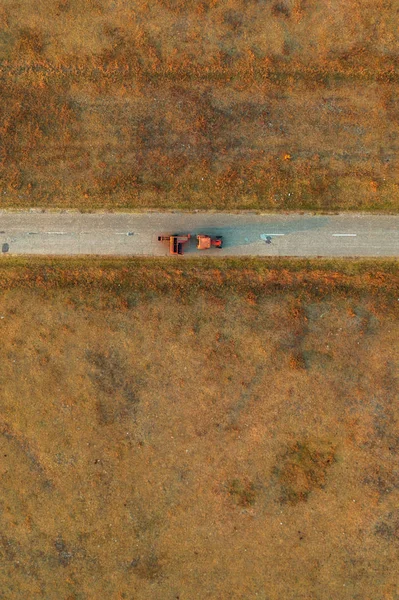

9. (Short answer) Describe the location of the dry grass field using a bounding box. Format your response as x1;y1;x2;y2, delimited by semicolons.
0;0;399;211
0;257;398;599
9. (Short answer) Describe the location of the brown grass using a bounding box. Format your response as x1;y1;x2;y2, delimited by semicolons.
0;257;398;598
0;0;399;211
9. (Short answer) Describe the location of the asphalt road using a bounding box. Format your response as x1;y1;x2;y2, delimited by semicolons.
0;211;398;257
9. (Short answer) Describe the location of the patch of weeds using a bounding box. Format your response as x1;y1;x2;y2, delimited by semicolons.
228;478;256;507
0;534;20;562
223;9;244;31
129;552;163;581
271;2;290;18
274;441;336;505
125;293;140;309
55;536;73;567
15;27;47;58
371;403;398;452
301;350;333;370
353;306;378;335
304;303;329;322
130;506;163;540
56;0;71;12
281;302;309;370
363;466;399;499
289;351;307;370
86;348;139;425
375;512;399;542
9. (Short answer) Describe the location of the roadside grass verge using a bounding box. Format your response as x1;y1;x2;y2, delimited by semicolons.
0;256;398;304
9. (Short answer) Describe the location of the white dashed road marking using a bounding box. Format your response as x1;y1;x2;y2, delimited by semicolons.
260;233;285;239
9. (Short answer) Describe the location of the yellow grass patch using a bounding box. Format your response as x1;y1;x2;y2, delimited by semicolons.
0;258;398;598
0;1;398;210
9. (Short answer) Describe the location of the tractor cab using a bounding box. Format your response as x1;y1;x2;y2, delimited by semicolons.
196;234;223;250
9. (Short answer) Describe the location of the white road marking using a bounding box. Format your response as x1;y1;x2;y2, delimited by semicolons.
47;231;69;235
332;233;357;237
114;232;134;236
260;233;285;238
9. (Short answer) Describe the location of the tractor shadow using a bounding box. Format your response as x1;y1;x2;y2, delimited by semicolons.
180;217;331;252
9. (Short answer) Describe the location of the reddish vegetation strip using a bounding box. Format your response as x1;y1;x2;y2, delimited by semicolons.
0;258;397;301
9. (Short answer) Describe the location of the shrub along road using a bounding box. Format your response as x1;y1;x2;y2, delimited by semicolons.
0;211;398;257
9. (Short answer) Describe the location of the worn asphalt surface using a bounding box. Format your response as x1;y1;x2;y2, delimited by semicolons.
0;211;398;257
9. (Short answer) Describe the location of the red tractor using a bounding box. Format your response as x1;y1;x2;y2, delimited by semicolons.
158;234;223;255
196;234;223;250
